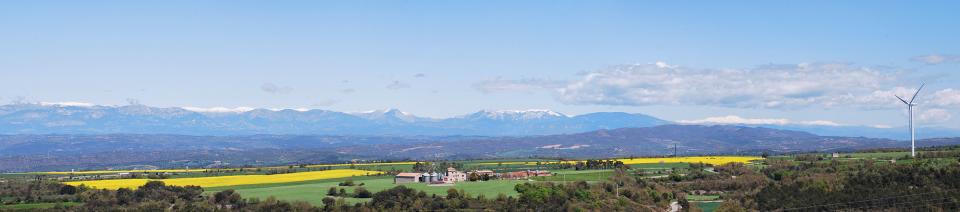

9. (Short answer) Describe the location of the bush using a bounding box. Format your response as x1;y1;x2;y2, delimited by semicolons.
338;180;355;186
354;187;372;198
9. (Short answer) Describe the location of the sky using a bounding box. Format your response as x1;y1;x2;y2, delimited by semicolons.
1;1;958;129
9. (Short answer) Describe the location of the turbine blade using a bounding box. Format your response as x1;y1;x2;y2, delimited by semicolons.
896;95;909;105
909;83;925;104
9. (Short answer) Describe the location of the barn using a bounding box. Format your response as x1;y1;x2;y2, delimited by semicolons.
394;172;422;184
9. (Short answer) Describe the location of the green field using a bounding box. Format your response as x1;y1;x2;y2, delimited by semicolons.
0;202;82;210
199;162;692;206
696;201;721;212
206;175;525;206
686;195;720;201
531;169;613;182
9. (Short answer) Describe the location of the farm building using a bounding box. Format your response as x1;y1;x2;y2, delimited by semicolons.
394;167;468;184
394;172;422;184
444;167;467;183
502;170;552;180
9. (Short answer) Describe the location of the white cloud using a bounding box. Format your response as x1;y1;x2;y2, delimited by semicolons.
386;81;410;90
912;54;960;65
918;108;952;124
929;89;960;107
677;115;842;126
261;83;292;94
473;78;566;94
466;62;952;112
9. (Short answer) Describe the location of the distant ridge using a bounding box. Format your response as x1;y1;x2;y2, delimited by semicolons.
2;103;957;139
0;103;668;136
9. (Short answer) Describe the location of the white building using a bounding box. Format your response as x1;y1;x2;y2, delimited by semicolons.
444;167;467;183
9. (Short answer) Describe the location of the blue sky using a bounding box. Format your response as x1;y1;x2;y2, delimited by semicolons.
1;1;958;128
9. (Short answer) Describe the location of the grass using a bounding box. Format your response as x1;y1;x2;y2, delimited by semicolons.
0;202;82;209
696;201;721;212
844;152;911;159
206;176;525;206
531;170;614;182
686;195;720;201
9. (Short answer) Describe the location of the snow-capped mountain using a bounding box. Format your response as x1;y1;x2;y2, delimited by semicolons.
462;109;567;121
0;103;668;136
351;108;430;123
2;103;953;139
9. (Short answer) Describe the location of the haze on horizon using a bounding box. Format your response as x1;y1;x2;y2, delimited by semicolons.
2;1;958;129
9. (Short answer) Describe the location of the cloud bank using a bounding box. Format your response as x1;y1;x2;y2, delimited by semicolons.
476;61;959;124
912;54;960;65
678;115;842;126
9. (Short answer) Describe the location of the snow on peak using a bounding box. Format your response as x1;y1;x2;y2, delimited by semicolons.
472;109;567;120
181;106;256;113
351;108;421;122
39;101;98;107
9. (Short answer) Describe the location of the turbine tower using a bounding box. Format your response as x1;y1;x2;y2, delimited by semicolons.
895;83;924;158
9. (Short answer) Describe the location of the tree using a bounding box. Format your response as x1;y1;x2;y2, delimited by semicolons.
58;185;78;195
446;188;460;199
354;187;372;198
327;187;338;196
716;200;746;212
321;197;335;209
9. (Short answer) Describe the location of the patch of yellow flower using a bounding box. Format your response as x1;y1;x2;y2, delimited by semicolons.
64;169;381;190
614;156;762;166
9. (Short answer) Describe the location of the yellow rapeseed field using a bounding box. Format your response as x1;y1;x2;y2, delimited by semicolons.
64;169;381;190
614;156;762;166
478;156;762;166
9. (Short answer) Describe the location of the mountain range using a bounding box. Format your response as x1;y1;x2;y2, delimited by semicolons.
0;103;957;139
3;125;959;172
0;103;668;136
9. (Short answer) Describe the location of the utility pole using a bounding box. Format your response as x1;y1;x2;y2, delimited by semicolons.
674;143;678;157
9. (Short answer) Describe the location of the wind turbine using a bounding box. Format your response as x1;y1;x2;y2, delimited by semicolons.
895;83;924;158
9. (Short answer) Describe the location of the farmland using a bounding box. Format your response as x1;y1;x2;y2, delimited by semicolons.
64;169;382;190
22;156;761;208
7;149;959;211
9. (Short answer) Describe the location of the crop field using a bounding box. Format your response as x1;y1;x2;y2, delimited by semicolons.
64;169;382;190
206;176;526;206
531;169;613;182
616;156;762;166
32;157;758;207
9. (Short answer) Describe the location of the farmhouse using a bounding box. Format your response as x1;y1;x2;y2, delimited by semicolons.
443;167;467;183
